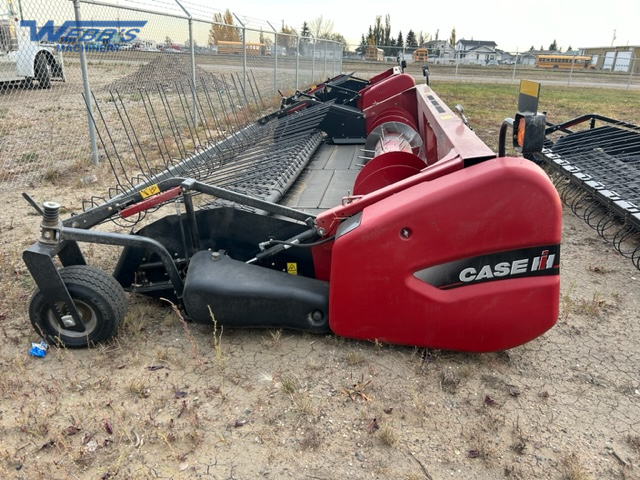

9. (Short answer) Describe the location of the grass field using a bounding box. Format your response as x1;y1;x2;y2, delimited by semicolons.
430;81;640;152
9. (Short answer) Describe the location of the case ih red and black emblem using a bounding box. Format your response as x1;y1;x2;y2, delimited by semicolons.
22;67;561;353
415;245;560;289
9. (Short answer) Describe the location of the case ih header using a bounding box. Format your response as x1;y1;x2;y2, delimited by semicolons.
23;67;562;352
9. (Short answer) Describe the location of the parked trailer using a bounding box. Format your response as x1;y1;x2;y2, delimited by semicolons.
0;0;65;88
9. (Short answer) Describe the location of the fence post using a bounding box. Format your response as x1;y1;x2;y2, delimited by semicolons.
568;55;575;86
511;49;518;84
628;57;636;89
73;0;99;165
233;14;247;98
243;30;246;97
175;0;197;127
333;42;336;76
295;35;299;91
311;34;315;81
324;41;327;78
268;22;278;96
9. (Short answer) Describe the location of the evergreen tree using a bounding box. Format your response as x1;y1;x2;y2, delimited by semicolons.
406;30;418;48
549;39;558;51
300;21;311;55
300;22;310;38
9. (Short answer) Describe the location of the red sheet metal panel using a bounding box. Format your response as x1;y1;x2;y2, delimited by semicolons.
416;84;495;165
326;157;561;352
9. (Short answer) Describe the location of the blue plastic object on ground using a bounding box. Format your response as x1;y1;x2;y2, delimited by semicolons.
29;341;49;358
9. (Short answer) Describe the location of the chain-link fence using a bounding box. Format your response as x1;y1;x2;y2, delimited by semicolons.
345;43;640;89
0;0;343;191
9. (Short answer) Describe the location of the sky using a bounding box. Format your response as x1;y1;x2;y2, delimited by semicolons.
183;0;640;52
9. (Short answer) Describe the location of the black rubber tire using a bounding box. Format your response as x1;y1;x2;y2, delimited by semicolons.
29;265;127;348
35;54;51;89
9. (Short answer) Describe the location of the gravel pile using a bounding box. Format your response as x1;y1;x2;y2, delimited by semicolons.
103;55;214;94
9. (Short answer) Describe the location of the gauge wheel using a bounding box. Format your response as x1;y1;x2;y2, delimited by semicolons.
29;265;127;348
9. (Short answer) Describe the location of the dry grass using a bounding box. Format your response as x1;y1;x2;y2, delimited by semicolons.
561;454;593;480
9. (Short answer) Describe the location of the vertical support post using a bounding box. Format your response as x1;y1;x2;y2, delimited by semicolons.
324;40;327;78
333;42;336;76
233;14;247;98
175;0;197;127
311;34;315;82
628;57;636;89
267;22;277;96
73;0;99;165
568;54;575;86
295;35;300;90
511;48;518;84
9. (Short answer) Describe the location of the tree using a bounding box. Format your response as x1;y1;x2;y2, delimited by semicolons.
396;31;404;49
208;9;240;45
328;32;347;50
383;14;392;47
406;30;418;48
309;15;334;39
165;35;173;46
278;25;298;55
449;28;456;48
300;21;311;39
373;16;383;46
549;39;557;51
299;21;311;55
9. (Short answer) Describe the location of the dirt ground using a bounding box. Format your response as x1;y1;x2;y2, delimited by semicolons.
1;61;640;480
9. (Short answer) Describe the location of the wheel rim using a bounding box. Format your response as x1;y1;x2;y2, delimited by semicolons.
45;300;98;338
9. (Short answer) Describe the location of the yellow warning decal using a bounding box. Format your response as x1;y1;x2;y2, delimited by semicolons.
287;262;298;275
140;184;160;199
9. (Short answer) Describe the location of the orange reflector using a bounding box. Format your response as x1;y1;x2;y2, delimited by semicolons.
517;117;526;147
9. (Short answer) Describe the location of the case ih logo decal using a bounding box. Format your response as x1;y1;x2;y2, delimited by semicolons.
414;245;560;290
